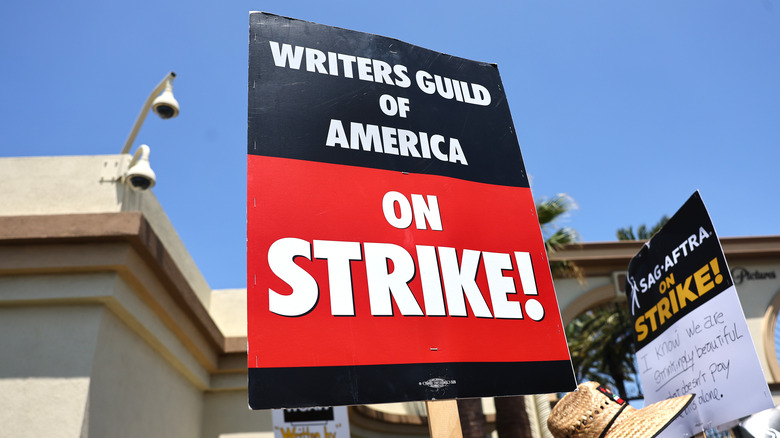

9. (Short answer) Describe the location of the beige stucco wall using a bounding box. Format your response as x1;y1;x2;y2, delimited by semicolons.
730;259;780;394
0;304;101;437
0;153;254;437
202;391;274;438
0;155;127;216
88;308;203;438
0;155;212;308
553;275;616;324
0;264;217;437
211;289;249;338
206;289;275;438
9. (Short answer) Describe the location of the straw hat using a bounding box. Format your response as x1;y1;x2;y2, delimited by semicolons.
547;382;694;438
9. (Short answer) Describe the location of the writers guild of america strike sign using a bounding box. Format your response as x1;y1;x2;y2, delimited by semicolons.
247;12;576;409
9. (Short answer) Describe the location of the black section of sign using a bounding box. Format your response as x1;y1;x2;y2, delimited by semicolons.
283;407;334;423
248;360;576;409
625;191;733;349
248;12;529;188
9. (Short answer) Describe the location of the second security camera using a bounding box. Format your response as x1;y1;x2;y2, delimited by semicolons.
152;73;180;119
125;145;156;191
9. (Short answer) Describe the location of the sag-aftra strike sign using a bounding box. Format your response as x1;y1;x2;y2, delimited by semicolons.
247;12;576;409
625;192;772;436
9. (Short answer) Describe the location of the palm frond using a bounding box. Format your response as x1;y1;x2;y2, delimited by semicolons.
536;193;577;231
566;302;640;399
616;215;670;241
545;226;579;253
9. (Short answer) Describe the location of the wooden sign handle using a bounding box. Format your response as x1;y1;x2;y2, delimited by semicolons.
426;400;463;438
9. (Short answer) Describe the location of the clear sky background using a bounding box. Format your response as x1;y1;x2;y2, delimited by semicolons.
2;1;778;290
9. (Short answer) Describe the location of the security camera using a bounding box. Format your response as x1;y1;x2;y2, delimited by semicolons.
125;144;156;191
152;75;179;119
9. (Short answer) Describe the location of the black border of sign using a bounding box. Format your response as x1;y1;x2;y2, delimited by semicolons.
247;11;577;410
249;360;576;409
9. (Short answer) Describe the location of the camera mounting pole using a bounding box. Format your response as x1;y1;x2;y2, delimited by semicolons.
120;71;178;154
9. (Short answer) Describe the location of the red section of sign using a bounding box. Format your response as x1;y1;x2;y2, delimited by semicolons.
247;155;570;369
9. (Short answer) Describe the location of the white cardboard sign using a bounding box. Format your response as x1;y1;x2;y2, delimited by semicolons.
272;407;350;438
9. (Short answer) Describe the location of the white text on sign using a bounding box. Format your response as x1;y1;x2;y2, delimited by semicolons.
267;191;544;321
268;239;543;320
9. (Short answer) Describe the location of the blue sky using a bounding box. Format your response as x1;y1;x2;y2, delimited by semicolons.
2;1;778;290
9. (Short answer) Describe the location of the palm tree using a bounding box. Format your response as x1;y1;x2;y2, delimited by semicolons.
616;215;669;240
457;398;487;438
537;194;581;280
494;395;533;438
565;302;639;400
564;215;671;401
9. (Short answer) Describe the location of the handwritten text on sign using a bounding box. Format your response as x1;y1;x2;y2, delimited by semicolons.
638;290;768;434
272;407;349;438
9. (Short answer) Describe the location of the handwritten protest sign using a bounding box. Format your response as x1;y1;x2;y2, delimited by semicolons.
626;191;773;436
272;407;349;438
247;12;575;409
